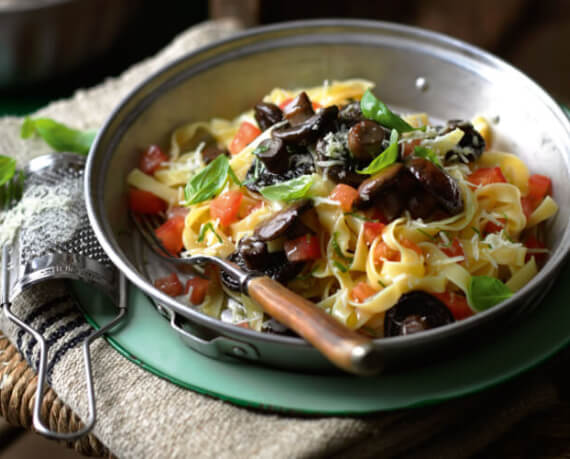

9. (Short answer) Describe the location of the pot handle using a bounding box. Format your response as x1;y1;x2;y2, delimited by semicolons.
246;276;383;375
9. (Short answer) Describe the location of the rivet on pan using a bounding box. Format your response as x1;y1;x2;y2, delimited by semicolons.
415;76;428;92
232;346;247;357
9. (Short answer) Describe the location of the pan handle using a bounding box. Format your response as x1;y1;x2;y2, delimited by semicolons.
246;276;383;375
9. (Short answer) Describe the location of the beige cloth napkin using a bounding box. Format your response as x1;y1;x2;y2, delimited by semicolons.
0;19;561;459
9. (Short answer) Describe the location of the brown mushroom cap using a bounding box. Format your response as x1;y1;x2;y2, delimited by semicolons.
253;199;312;241
282;92;315;126
353;163;406;209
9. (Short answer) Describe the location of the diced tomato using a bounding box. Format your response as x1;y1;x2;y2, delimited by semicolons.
139;144;168;175
362;222;386;246
210;190;243;227
467;167;507;188
432;292;474;321
236;322;250;329
365;208;388;224
204;264;220;284
154;273;183;297
400;238;423;256
229;122;261;155
441;238;464;258
524;235;548;265
350;282;378;303
521;174;553;219
330;184;359;212
279;97;322;111
284;234;321;262
166;206;189;220
528;174;552;202
483;219;505;235
155;216;185;255
185;277;210;305
238;195;261;218
128;188;166;214
401;138;422;158
373;241;400;264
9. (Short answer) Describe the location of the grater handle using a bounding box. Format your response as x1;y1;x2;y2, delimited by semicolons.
1;245;128;440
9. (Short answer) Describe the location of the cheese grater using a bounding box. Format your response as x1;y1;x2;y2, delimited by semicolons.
0;153;127;440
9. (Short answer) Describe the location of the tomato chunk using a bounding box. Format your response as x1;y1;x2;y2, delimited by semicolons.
155;215;185;255
350;282;378;303
432;292;474;321
154;273;183;297
528;174;552;202
483;219;505;235
524;235;548;265
467;167;507;187
284;234;321;262
400;238;423;256
210;190;243;227
373;241;400;264
139;144;168;175
185;277;210;305
401;138;422;158
330;184;359;212
229;122;261;155
441;238;464;258
362;222;386;246
128;188;166;214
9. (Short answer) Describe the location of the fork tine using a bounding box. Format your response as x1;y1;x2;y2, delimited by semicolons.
130;212;172;259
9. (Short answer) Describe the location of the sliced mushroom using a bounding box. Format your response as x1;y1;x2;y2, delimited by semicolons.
254;102;283;131
237;236;270;270
201;144;228;164
255;138;289;174
253;199;312;241
338;101;364;126
405;157;464;216
443;120;485;163
272;105;339;146
348;120;388;160
353;163;406;209
282;92;314;126
384;291;455;337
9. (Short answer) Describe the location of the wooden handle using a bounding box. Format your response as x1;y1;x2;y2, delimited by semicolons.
247;276;383;375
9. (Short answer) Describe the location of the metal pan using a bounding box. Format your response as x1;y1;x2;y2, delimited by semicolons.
85;20;570;372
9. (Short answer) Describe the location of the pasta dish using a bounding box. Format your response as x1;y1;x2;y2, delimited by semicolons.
126;80;557;337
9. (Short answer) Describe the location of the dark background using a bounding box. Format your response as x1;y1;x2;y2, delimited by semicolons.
1;0;568;114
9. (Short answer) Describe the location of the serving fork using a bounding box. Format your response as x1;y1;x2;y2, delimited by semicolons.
131;212;383;375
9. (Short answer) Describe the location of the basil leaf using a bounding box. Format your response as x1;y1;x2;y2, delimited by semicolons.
259;175;314;202
21;117;97;155
357;129;399;175
332;232;353;263
414;146;442;167
0;155;16;187
184;154;229;205
360;90;415;133
467;276;512;312
333;260;349;273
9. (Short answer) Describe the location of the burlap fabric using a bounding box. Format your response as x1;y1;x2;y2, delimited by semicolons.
0;19;566;458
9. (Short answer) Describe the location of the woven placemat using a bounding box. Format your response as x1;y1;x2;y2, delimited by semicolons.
0;19;568;459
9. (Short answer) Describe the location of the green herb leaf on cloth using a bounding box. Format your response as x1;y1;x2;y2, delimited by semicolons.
21;117;97;155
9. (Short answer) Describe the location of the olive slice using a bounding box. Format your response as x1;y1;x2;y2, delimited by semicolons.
384;291;455;337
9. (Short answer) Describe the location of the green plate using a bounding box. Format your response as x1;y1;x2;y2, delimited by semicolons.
71;259;570;415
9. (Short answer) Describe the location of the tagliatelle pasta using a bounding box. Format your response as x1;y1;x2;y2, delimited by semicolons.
127;80;558;338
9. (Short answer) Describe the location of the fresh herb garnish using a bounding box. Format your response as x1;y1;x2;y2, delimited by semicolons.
197;222;223;243
413;146;442;167
416;228;436;240
184;154;230;205
467;275;512;312
253;144;269;155
332;260;349;273
357;129;399;175
228;164;242;186
471;226;482;238
332;232;353;263
360;90;415;133
344;212;378;222
259;175;314;202
0;155;16;187
21;117;97;155
378;280;387;288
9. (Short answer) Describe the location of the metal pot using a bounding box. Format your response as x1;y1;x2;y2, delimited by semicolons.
85;20;570;372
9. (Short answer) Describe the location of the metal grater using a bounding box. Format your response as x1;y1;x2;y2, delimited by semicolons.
0;153;127;440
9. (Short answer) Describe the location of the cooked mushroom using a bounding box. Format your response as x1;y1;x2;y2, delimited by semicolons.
384;291;455;337
338;101;364;126
254;102;283;131
201;144;228;164
405;157;464;216
244;152;315;193
353;164;405;208
255;138;289;174
254;199;312;241
272;105;339;146
282;92;314;126
443;120;486;163
347;120;388;160
237;236;270;270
